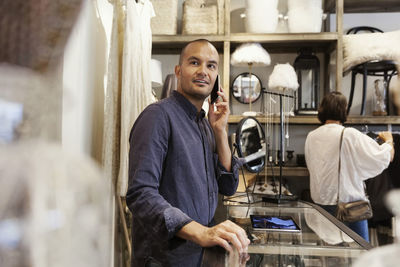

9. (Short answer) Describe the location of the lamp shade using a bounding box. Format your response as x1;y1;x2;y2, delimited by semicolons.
268;63;299;91
231;43;271;67
151;59;163;87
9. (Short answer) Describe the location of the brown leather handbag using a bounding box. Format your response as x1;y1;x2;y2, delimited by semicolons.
335;128;373;223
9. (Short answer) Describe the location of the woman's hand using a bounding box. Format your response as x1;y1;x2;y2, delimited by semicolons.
379;131;395;161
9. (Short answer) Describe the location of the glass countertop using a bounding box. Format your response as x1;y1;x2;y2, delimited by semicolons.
202;199;372;267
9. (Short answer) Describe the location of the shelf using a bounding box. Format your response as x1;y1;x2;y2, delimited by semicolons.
152;33;338;54
229;33;338;43
346;116;400;125
152;35;227;54
265;166;309;177
325;0;400;13
230;33;338;53
228;115;400;125
229;115;319;124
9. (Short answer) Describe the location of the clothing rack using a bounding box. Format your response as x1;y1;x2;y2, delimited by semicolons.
262;90;297;203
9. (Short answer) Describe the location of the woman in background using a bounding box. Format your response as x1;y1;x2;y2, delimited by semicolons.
305;91;394;242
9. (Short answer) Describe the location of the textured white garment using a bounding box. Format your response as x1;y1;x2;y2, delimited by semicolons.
118;0;155;196
102;0;125;187
305;123;391;205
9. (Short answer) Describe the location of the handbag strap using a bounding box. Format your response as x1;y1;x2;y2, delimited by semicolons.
337;128;345;204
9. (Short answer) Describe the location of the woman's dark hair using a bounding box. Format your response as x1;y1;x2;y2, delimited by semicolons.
317;91;348;124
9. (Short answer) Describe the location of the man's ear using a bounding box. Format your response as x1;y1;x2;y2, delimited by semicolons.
174;65;181;78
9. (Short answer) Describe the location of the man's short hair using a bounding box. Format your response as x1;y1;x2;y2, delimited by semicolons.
317;91;348;124
178;39;216;65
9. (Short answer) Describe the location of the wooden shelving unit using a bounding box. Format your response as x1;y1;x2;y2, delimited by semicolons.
152;0;400;181
228;115;400;125
152;0;344;99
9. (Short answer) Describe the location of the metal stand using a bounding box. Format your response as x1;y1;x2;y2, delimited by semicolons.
262;91;298;203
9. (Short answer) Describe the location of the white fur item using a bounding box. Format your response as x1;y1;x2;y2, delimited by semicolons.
231;43;271;67
288;0;322;10
343;30;400;73
287;7;323;33
268;63;299;91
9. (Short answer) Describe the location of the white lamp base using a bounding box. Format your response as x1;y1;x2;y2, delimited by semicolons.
242;111;258;117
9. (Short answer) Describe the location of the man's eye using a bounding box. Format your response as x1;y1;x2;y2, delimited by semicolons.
190;61;199;65
208;64;216;69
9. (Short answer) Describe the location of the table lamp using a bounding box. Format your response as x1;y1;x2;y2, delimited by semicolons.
231;43;271;116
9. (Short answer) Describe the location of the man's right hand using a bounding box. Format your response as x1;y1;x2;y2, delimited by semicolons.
176;220;250;254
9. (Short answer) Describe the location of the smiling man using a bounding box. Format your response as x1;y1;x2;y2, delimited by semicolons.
126;39;250;267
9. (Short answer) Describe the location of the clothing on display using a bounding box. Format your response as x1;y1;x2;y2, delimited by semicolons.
126;91;239;266
118;0;156;196
365;134;400;245
102;0;125;187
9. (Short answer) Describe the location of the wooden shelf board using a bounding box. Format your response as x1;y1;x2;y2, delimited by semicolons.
152;35;227;54
228;115;320;124
346;116;400;125
264;166;309;177
228;115;400;125
152;35;227;43
325;0;400;13
152;33;338;54
229;33;338;43
229;33;338;53
241;167;309;180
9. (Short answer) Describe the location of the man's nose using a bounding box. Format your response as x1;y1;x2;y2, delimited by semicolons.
196;63;208;75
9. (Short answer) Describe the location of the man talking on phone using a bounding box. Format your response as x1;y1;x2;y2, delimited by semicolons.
126;39;250;266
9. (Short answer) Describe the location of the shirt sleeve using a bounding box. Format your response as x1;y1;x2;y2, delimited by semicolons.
126;104;192;246
215;154;240;196
342;128;391;181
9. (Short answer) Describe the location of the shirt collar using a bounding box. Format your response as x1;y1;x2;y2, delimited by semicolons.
171;91;205;121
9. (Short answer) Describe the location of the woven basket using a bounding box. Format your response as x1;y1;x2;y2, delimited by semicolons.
0;0;83;72
182;1;218;35
183;0;224;34
151;0;178;35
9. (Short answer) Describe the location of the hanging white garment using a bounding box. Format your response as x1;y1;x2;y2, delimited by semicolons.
118;0;155;196
103;0;125;187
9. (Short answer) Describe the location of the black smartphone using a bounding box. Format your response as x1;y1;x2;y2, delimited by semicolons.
250;215;301;233
210;74;220;104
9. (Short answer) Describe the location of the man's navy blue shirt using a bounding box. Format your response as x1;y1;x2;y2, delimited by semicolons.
126;91;239;266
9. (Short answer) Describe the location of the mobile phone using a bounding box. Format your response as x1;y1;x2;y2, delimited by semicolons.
210;74;220;104
250;215;301;233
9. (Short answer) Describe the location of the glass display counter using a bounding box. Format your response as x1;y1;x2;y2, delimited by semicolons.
202;199;372;267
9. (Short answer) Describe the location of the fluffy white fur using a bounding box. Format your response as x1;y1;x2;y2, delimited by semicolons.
343;30;400;73
288;0;322;10
231;43;271;67
287;7;323;33
246;0;278;9
268;63;299;91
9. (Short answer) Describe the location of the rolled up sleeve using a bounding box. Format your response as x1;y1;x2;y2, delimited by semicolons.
215;155;241;196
